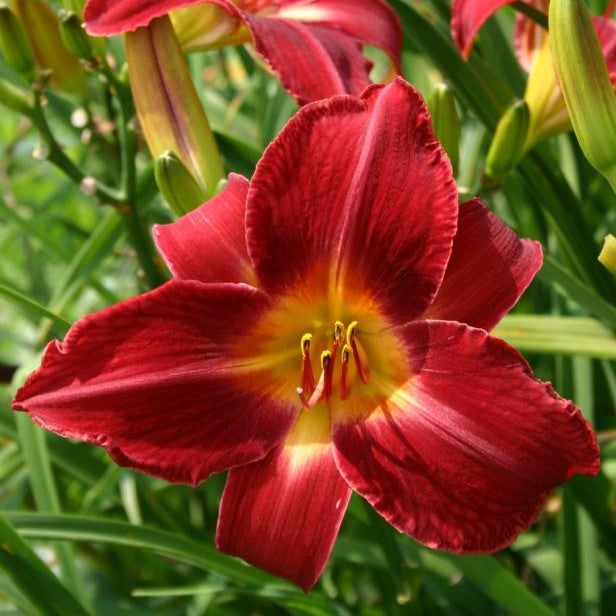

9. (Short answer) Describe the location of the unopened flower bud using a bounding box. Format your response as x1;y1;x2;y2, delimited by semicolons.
598;234;616;275
11;0;86;95
550;0;616;192
0;75;32;114
58;9;97;62
0;3;35;78
427;83;461;174
125;15;223;198
155;150;208;216
484;100;530;182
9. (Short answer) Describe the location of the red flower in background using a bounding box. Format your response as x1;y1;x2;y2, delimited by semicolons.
452;0;615;79
13;78;599;590
83;0;402;104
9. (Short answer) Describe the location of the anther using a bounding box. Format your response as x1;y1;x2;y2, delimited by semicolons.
346;321;370;384
333;321;344;355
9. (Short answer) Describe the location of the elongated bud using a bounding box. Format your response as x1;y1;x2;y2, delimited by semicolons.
484;100;530;182
550;0;616;192
154;150;208;215
125;15;224;198
599;234;616;274
11;0;86;94
427;83;461;174
0;3;34;78
0;75;32;114
58;9;96;62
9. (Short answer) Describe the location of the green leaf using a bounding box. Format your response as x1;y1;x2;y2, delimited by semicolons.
494;315;616;358
413;549;555;616
15;415;86;604
1;512;345;614
0;513;89;616
0;282;70;328
537;256;616;328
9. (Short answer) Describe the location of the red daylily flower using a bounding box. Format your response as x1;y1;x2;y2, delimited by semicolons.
14;78;599;591
452;0;616;81
82;0;402;104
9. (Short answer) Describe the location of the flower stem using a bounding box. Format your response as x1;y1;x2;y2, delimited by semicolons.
103;65;166;288
29;76;165;289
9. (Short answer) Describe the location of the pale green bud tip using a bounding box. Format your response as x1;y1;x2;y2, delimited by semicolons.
427;83;461;174
0;4;35;78
549;0;616;191
58;9;95;61
598;235;616;275
484;100;530;182
154;150;208;217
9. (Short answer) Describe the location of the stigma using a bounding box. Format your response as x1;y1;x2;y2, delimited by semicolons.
296;320;371;408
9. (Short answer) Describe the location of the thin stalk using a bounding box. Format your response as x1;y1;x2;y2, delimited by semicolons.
102;66;165;289
29;89;122;204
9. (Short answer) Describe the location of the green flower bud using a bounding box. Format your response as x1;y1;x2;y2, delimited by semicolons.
126;15;223;198
550;0;616;192
154;150;208;216
0;3;35;78
427;83;461;174
598;234;616;275
484;100;530;183
58;9;96;62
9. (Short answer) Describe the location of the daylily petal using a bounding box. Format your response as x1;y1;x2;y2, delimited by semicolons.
83;0;228;36
217;406;351;591
241;14;372;104
247;77;458;325
13;281;296;486
332;320;599;553
275;0;402;68
451;0;519;59
424;198;542;331
153;173;255;285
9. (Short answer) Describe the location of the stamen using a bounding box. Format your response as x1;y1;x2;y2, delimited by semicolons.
300;333;315;393
340;344;352;400
306;350;333;408
346;321;370;384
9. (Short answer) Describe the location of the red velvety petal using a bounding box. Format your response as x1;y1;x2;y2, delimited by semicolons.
83;0;228;35
247;77;457;325
153;173;255;284
242;14;372;104
276;0;402;69
451;0;518;59
217;407;351;591
332;320;599;553
424;198;542;331
13;281;296;486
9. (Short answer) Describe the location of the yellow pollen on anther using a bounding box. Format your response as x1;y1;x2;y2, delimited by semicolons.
346;321;370;384
300;333;312;356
